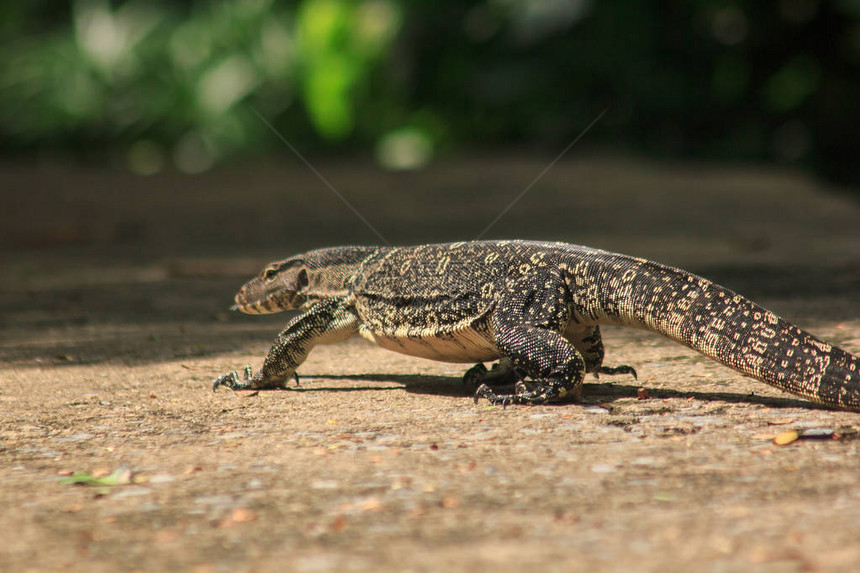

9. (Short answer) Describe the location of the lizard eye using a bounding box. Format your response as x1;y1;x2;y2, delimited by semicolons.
297;269;309;289
264;268;277;279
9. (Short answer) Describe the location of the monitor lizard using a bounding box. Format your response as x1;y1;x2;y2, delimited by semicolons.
212;241;860;410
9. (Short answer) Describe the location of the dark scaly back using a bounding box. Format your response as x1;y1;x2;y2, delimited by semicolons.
564;246;860;410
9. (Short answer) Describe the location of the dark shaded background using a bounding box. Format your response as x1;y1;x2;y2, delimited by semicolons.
2;0;859;186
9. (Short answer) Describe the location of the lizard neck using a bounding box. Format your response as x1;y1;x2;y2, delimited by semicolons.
302;246;386;305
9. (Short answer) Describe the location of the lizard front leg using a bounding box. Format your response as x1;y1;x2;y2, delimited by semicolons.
214;298;360;391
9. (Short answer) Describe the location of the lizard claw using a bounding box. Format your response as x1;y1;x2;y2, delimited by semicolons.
212;366;254;392
212;371;238;391
473;383;512;408
213;366;301;391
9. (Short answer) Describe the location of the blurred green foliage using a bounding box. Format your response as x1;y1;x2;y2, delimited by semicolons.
1;0;859;183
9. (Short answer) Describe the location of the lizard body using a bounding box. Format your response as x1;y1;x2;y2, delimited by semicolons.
214;241;860;410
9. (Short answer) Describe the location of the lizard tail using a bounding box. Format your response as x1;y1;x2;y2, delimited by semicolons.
589;256;860;410
663;296;860;411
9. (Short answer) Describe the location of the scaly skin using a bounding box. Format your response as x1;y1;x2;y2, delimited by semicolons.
213;241;860;411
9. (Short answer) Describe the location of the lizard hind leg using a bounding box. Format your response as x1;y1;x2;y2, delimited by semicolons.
473;367;585;406
474;324;587;406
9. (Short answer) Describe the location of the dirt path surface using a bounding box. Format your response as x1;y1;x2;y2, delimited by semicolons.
2;156;859;572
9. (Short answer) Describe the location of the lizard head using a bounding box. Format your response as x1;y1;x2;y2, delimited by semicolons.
230;246;379;314
231;256;310;314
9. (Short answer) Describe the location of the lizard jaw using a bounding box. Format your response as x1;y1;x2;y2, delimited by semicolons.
232;300;280;314
232;289;303;314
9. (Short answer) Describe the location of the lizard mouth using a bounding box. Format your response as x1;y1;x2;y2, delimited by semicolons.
232;289;299;314
233;299;278;314
230;292;273;314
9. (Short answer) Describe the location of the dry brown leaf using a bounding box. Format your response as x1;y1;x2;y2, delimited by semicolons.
218;508;257;528
767;418;794;426
441;496;459;509
773;431;799;446
231;508;257;523
358;497;383;512
458;461;477;472
331;516;347;532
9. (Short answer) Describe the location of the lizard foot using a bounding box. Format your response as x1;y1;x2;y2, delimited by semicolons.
474;378;580;406
473;382;551;407
213;366;254;392
594;365;637;380
473;383;514;407
213;366;300;391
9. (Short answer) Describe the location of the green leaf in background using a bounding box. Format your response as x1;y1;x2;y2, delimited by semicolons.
353;0;402;59
762;56;822;114
712;56;750;104
296;0;352;56
295;0;402;140
303;53;360;139
376;126;433;170
1;1;859;183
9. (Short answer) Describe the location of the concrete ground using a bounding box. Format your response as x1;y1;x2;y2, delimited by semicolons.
1;155;859;572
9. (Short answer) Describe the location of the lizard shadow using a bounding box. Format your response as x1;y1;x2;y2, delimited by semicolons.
288;373;469;397
295;373;829;410
577;381;833;411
